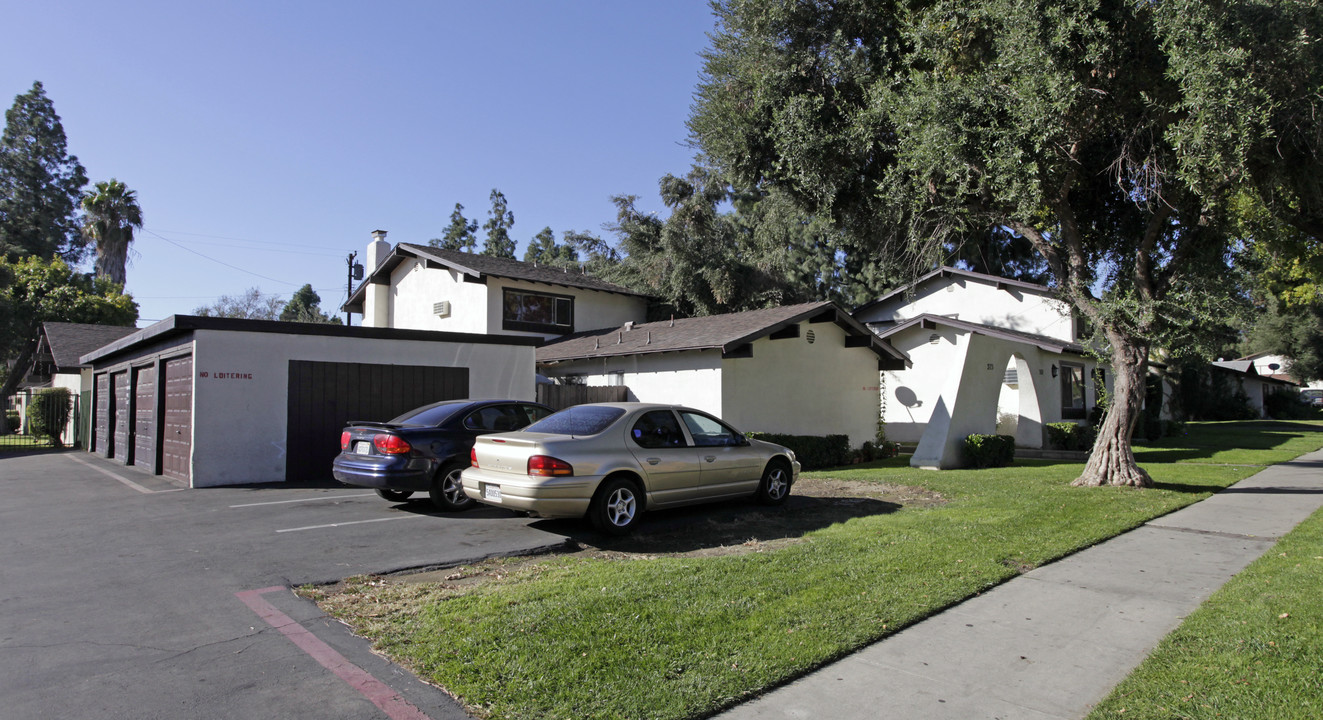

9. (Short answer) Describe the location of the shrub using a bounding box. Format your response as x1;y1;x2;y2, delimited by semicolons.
746;432;851;470
1264;390;1313;420
25;388;71;448
3;410;19;434
962;434;1015;469
1046;422;1094;451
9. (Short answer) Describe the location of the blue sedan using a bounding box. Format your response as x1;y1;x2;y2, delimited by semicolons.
332;399;554;510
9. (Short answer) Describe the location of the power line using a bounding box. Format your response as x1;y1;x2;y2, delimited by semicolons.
144;229;305;288
145;227;353;254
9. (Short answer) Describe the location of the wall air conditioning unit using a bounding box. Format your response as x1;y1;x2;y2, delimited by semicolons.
433;300;451;318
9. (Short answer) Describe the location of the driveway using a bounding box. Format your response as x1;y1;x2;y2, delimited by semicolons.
0;451;568;719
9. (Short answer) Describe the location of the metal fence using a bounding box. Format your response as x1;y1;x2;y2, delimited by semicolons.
1;389;81;452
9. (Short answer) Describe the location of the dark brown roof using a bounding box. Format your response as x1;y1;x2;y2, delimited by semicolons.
40;322;139;370
343;243;647;313
537;301;909;368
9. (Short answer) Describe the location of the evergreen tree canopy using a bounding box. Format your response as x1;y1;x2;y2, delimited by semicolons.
481;189;516;258
279;283;341;324
523;227;579;267
430;203;478;252
0;82;88;261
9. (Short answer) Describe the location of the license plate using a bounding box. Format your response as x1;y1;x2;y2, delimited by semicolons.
483;484;502;502
354;441;371;455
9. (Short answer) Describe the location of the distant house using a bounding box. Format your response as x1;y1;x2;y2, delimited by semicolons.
342;231;649;340
13;322;138;446
853;267;1113;468
537;301;909;447
1210;359;1298;417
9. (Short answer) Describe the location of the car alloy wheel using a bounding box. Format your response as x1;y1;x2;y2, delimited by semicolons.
757;463;791;505
591;477;641;535
431;464;475;511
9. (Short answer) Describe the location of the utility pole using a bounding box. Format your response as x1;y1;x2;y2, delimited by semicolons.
345;251;363;325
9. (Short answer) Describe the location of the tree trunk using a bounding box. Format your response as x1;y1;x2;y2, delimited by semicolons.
1072;338;1153;488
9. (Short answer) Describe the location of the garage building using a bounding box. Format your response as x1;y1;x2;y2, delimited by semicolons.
80;315;539;487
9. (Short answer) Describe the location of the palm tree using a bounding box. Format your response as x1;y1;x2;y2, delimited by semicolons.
81;179;143;285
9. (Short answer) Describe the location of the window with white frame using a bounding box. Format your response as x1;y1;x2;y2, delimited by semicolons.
502;288;573;334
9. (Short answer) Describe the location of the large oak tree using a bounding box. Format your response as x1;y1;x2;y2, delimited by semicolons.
689;0;1322;487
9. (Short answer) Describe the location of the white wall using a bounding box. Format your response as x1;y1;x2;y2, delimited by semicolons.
51;371;84;447
856;276;1076;342
542;351;725;414
187;331;535;487
721;321;881;447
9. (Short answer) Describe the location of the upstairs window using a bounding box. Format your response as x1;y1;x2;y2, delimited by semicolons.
502;289;573;334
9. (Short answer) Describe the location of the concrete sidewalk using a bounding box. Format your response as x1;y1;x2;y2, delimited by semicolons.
717;451;1323;720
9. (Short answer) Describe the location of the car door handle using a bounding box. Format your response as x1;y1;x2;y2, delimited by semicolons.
646;458;661;465
705;455;716;463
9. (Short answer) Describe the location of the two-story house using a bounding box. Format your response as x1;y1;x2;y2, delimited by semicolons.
342;231;649;340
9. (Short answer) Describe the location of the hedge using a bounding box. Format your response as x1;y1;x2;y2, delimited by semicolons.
1046;422;1095;451
962;433;1015;469
25;387;72;447
746;432;851;470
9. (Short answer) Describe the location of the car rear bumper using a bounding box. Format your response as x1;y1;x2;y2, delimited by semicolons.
332;455;432;492
460;467;599;518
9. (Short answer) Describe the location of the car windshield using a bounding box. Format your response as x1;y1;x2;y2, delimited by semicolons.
388;401;469;427
525;406;626;436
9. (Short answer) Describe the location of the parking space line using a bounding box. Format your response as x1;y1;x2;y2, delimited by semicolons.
235;586;431;720
230;492;376;508
275;515;427;534
65;453;186;494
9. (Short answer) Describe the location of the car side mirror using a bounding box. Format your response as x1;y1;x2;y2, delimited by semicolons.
736;434;750;447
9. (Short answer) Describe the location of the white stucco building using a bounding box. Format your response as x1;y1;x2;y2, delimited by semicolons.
536;302;910;447
853;267;1111;469
342;232;649;340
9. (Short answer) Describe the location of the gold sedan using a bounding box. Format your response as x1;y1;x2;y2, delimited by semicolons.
461;403;799;535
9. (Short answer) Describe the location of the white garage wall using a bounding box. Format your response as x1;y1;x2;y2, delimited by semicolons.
720;321;881;447
188;330;535;487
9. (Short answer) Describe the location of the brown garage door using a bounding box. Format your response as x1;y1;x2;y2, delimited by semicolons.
94;373;110;456
133;365;157;473
111;371;130;464
286;361;469;483
162;355;193;483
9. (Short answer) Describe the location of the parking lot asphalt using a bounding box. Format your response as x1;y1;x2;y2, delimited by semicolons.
0;450;569;720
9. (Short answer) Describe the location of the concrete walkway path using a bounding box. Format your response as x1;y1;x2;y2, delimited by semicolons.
717;450;1323;720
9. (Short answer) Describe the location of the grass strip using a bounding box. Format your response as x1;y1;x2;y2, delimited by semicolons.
307;421;1323;720
1087;504;1323;720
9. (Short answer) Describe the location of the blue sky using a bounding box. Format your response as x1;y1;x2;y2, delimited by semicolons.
1;1;717;325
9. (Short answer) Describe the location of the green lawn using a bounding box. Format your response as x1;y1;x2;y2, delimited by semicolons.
1088;504;1323;720
306;421;1323;720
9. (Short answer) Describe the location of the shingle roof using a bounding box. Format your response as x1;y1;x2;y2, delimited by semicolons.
343;243;647;313
537;301;910;368
40;322;139;370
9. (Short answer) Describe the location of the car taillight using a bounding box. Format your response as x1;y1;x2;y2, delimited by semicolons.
470;447;478;468
340;431;351;450
373;434;412;455
528;455;573;477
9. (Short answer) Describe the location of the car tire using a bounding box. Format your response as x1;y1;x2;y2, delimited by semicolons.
756;461;791;505
590;477;641;536
430;463;476;512
375;488;414;502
